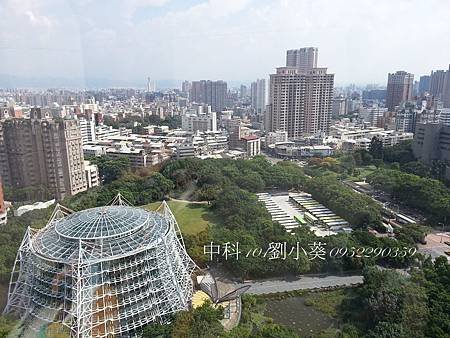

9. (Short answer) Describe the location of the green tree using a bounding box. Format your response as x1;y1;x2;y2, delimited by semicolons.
0;316;16;338
401;161;431;177
141;322;172;338
383;140;415;164
188;302;224;337
367;168;450;224
367;321;404;338
361;266;429;337
430;160;448;181
369;136;384;160
88;156;131;184
305;175;383;229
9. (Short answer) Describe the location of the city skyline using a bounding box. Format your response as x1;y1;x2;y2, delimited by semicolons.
1;0;450;88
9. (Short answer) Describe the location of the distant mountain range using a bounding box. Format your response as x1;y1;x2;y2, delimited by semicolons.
0;74;183;90
0;75;251;90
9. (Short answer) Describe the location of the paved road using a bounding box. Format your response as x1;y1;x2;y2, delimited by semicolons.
419;233;450;262
237;275;363;295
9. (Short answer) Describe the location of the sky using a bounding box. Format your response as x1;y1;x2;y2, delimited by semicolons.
1;0;450;88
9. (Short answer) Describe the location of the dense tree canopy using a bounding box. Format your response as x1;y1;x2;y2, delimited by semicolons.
104;114;182;131
336;258;450;338
162;156;308;196
142;302;224;338
367;169;450;224
0;153;445;337
87;156;131;184
304;175;383;229
368;136;384;160
382;140;415;164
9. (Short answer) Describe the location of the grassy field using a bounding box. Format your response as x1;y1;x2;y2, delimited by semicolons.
351;165;377;181
143;200;218;235
304;289;354;317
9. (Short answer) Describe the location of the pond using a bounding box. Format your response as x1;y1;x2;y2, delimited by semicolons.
264;296;337;336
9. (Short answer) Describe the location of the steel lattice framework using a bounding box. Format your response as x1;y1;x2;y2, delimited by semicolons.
4;194;197;337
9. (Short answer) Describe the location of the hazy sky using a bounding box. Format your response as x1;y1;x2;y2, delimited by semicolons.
1;0;450;87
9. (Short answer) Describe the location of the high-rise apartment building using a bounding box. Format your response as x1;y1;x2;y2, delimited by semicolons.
182;81;191;97
440;108;450;126
444;70;450;108
395;103;417;133
422;67;450;108
430;69;447;97
286;47;318;73
146;77;156;92
386;71;414;111
250;79;266;115
267;66;334;138
0;109;87;200
430;65;450;108
418;75;431;95
190;80;227;112
332;95;348;117
240;84;248;98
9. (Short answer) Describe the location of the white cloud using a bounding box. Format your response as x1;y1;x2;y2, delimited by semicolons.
2;0;450;85
24;10;52;27
133;0;170;6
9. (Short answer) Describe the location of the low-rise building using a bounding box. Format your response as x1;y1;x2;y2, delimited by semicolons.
269;142;334;158
83;144;105;157
106;146;149;167
174;131;229;159
84;161;100;188
265;130;288;146
181;112;217;133
95;125;121;140
328;123;413;150
175;142;196;159
241;135;261;157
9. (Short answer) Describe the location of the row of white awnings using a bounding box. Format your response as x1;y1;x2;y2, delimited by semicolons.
257;193;298;233
289;193;350;231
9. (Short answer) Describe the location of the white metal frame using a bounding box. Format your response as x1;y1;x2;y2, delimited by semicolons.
4;194;197;337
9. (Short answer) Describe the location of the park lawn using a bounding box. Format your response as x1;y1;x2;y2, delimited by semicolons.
143;200;218;235
350;165;377;181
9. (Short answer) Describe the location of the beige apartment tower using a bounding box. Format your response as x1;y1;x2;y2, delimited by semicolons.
267;67;334;138
286;47;318;73
190;80;227;112
0;110;87;200
386;71;414;111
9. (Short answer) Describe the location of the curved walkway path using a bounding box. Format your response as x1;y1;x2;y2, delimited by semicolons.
237;275;363;295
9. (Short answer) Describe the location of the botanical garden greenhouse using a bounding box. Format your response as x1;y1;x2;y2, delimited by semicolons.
4;194;197;337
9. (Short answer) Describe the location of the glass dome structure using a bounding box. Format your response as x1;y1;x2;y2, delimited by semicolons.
4;194;197;337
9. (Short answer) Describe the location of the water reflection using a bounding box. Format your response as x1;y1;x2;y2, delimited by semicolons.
264;297;336;336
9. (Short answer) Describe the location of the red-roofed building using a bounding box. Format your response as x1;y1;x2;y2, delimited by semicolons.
240;135;261;157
